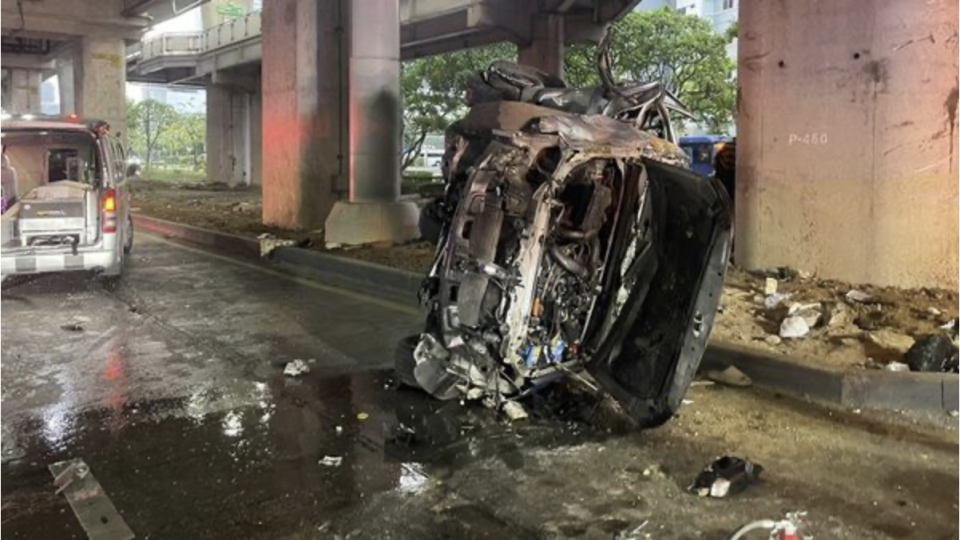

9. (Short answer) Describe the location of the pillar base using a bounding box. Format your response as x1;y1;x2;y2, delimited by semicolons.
324;200;420;246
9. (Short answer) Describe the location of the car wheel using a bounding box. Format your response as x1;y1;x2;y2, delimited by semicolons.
124;215;134;254
394;335;421;389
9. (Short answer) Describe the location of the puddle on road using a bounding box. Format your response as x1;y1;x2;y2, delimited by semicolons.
2;370;620;539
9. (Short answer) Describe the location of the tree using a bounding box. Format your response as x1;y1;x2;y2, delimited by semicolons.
127;99;177;169
160;109;206;171
401;43;514;170
564;9;736;133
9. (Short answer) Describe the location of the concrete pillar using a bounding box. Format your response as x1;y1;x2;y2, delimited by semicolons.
56;56;76;114
261;0;345;230
7;69;43;114
518;14;564;78
73;37;127;139
206;82;234;185
324;0;419;245
737;0;958;289
207;81;259;187
249;89;263;185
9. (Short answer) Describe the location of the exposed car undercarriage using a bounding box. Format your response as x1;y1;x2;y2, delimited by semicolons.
404;40;733;428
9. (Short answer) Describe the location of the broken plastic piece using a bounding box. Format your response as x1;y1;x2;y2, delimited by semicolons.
689;456;763;498
502;401;529;421
283;359;310;377
319;455;343;467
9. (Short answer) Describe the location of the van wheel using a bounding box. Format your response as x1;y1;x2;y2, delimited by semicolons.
99;273;122;291
124;215;134;254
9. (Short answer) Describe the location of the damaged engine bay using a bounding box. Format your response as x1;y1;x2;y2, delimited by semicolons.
404;37;733;427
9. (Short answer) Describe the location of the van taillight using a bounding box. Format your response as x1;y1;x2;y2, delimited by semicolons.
103;189;117;233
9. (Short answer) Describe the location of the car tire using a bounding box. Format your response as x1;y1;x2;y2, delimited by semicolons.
394;335;421;389
124;215;134;254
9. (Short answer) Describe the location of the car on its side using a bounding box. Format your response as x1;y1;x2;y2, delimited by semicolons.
1;115;134;282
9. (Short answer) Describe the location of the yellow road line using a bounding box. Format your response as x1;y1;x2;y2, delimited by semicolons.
140;232;422;316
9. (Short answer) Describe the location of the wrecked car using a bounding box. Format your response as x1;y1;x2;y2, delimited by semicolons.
398;37;733;428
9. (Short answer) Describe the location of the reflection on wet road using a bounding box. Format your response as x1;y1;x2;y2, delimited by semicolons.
3;233;957;539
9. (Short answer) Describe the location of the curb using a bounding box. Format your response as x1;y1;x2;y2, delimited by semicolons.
133;214;260;260
701;342;958;412
133;213;959;413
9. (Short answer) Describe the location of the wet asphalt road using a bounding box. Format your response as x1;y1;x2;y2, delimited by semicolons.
2;233;958;539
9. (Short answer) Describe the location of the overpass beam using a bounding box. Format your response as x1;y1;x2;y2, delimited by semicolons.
517;14;564;78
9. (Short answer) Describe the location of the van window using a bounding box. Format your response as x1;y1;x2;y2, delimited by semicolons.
0;130;102;193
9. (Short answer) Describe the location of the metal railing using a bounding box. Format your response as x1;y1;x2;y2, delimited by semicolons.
202;10;262;52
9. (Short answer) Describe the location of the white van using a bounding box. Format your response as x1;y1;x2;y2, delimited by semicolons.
1;116;134;281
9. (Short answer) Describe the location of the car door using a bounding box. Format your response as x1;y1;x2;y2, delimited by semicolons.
585;159;734;428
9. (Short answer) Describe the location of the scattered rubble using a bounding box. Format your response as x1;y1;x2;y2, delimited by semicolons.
788;302;822;328
779;316;810;339
689;456;763;498
904;334;959;373
283;359;310;377
867;330;916;355
764;278;779;296
845;289;874;304
705;366;753;387
258;233;296;257
884;361;910;372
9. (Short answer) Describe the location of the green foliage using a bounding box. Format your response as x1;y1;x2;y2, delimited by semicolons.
160;111;205;171
128;98;207;172
564;9;736;133
127;99;177;168
400;43;515;168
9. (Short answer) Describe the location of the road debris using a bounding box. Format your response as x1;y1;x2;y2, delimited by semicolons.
867;330;916;355
615;520;651;540
764;278;779;296
283;359;310;377
904;334;959;373
884;361;910;372
845;289;874;304
764;335;782;346
729;512;806;540
59;323;84;332
502;401;529;422
764;292;792;309
779;316;810;339
49;459;135;540
689;456;763;498
357;412;370;421
705;366;753;387
258;233;295;257
788;302;822;328
318;455;343;467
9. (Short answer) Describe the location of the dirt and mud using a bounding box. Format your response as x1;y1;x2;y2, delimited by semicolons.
131;180;960;374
